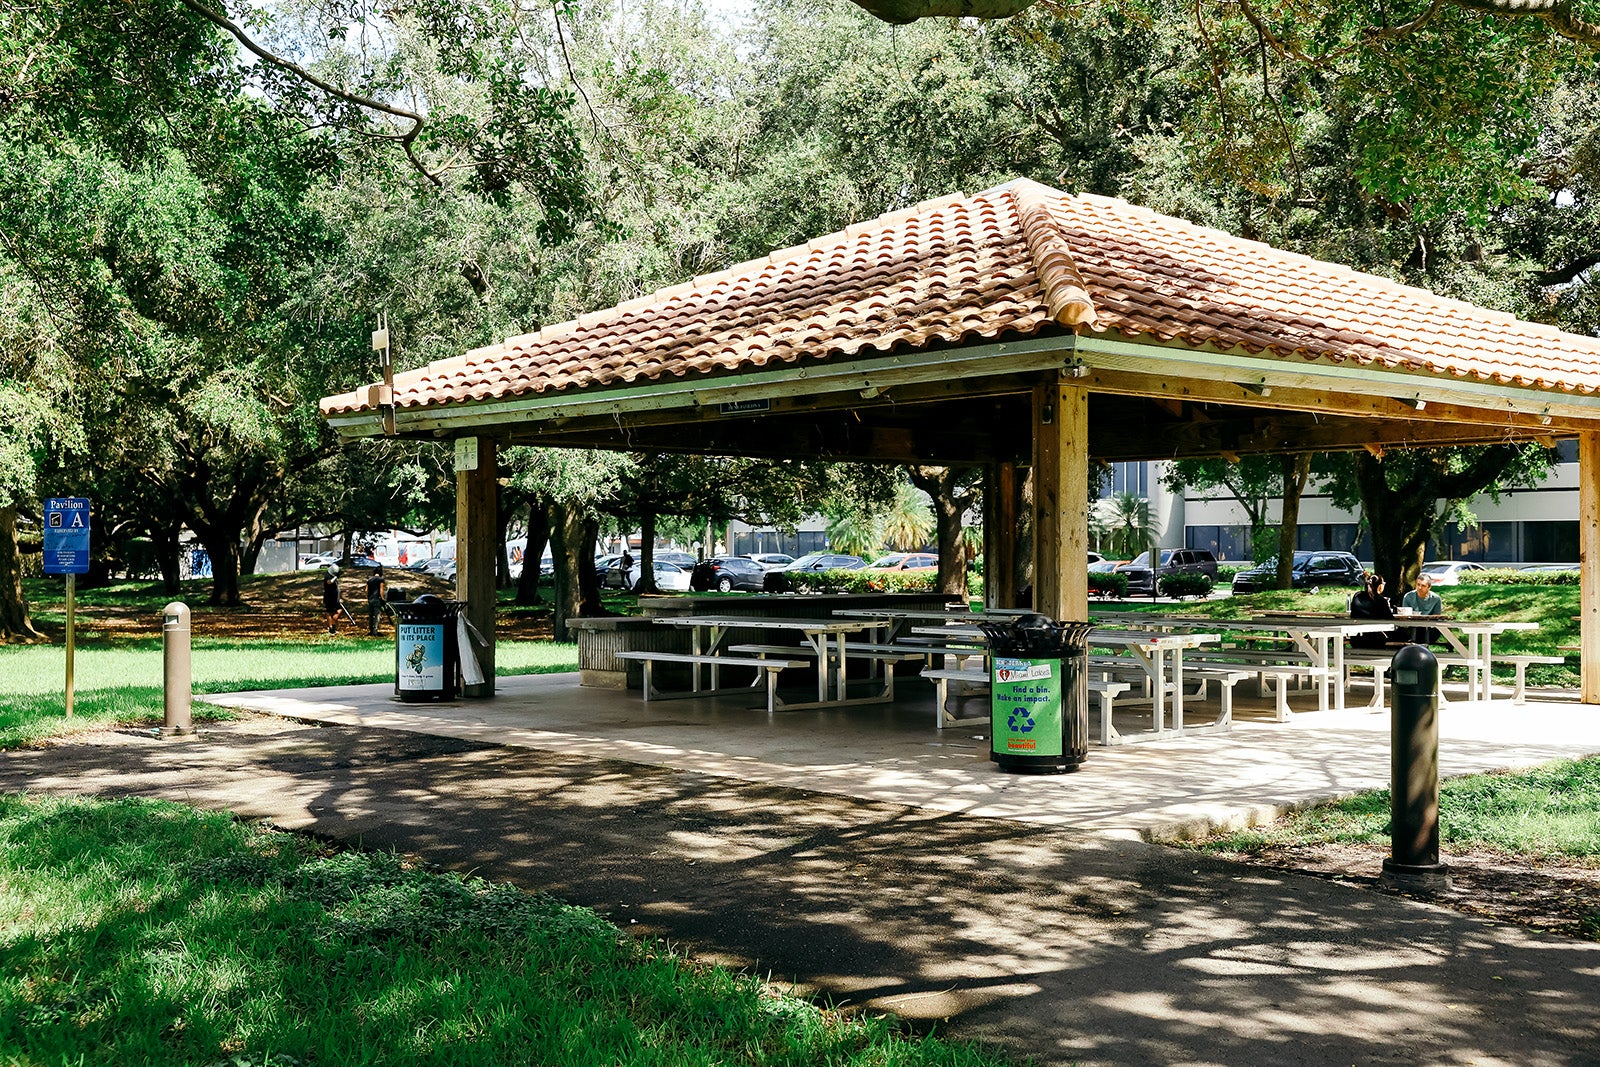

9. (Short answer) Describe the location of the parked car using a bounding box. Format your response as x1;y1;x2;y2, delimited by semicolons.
1420;560;1487;586
655;550;698;568
690;556;768;592
744;553;795;570
1230;551;1363;594
594;554;628;587
863;552;938;572
627;559;693;591
782;552;867;572
1116;548;1219;595
1088;558;1124;573
1518;563;1579;573
1086;551;1105;566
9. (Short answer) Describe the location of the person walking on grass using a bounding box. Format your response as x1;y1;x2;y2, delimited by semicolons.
367;565;388;636
322;564;343;635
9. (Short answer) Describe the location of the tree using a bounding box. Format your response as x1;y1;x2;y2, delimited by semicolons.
1162;456;1281;561
908;467;979;595
1322;444;1557;593
1091;492;1161;560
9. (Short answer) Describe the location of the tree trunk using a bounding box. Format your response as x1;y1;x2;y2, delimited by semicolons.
634;510;659;594
549;502;583;642
241;530;267;576
550;503;605;640
514;502;549;606
156;527;182;595
199;530;243;606
0;506;43;643
1275;453;1312;589
910;466;970;597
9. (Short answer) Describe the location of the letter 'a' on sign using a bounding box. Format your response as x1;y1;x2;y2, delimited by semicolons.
43;497;92;576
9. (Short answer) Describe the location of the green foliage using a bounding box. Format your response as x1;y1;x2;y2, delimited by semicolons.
1157;571;1213;598
1459;568;1580;586
1192;757;1600;863
0;794;1010;1066
1089;571;1129;598
1091;492;1162;560
783;568;936;593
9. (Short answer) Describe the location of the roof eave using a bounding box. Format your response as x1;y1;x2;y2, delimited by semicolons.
324;332;1081;440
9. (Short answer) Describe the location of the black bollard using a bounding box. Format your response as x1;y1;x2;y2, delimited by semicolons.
1380;643;1452;892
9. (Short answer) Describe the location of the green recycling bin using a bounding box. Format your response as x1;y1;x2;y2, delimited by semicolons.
982;615;1093;774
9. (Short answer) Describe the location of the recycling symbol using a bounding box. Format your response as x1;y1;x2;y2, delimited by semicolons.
1007;709;1035;733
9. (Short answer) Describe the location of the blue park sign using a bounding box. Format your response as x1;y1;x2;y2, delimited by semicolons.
43;497;91;576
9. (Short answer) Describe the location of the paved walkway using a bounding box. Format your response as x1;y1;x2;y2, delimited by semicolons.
2;673;1597;1065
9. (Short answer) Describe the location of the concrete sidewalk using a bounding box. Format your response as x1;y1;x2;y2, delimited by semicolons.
2;674;1597;1065
202;671;1600;839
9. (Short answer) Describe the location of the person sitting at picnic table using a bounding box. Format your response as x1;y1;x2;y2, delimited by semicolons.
1348;572;1395;649
1399;573;1444;644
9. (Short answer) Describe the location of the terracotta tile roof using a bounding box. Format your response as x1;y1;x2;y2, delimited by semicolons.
321;178;1600;418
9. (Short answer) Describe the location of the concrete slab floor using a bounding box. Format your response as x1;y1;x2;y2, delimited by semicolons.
201;672;1600;839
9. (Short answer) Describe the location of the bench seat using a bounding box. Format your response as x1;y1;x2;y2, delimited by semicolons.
919;666;1136;743
614;651;809;714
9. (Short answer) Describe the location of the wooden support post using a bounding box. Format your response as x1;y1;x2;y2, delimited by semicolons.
456;436;498;698
1581;432;1600;705
985;461;1018;610
1032;380;1090;622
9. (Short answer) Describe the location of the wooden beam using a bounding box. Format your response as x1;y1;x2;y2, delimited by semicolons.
1581;432;1600;705
985;461;1018;610
1032;380;1089;622
1086;408;1561;462
455;436;498;698
1080;367;1597;437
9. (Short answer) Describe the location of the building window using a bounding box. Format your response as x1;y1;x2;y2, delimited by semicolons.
1185;524;1252;562
1100;461;1148;498
1520;521;1580;563
1296;523;1370;559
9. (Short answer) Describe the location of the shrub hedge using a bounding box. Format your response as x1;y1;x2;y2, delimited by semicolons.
1089;571;1128;598
1458;568;1579;586
1159;572;1214;598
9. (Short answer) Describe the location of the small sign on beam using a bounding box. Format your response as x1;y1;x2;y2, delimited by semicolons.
455;437;479;472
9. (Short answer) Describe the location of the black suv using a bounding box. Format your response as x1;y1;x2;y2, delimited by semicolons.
690;556;768;592
1231;551;1364;593
1116;549;1218;595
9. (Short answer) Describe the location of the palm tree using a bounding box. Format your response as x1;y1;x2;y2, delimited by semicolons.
880;482;935;551
824;509;882;558
1092;492;1162;560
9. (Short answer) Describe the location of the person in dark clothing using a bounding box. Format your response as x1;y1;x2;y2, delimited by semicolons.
366;565;388;636
322;564;343;635
1348;572;1395;649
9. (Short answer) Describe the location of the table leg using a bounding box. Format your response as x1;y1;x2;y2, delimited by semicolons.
1170;647;1184;732
1332;636;1345;712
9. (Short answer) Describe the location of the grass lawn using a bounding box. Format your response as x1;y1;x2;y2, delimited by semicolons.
1095;583;1582;686
0;793;1011;1067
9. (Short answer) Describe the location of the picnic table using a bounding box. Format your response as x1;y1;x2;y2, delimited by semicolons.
622;614;893;712
908;623;1221;735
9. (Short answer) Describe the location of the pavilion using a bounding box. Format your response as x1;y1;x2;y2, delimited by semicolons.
320;178;1600;703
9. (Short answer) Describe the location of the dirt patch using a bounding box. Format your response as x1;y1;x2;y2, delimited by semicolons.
36;572;562;644
1213;842;1600;941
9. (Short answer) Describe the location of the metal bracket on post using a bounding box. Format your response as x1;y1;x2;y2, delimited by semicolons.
373;313;395;436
